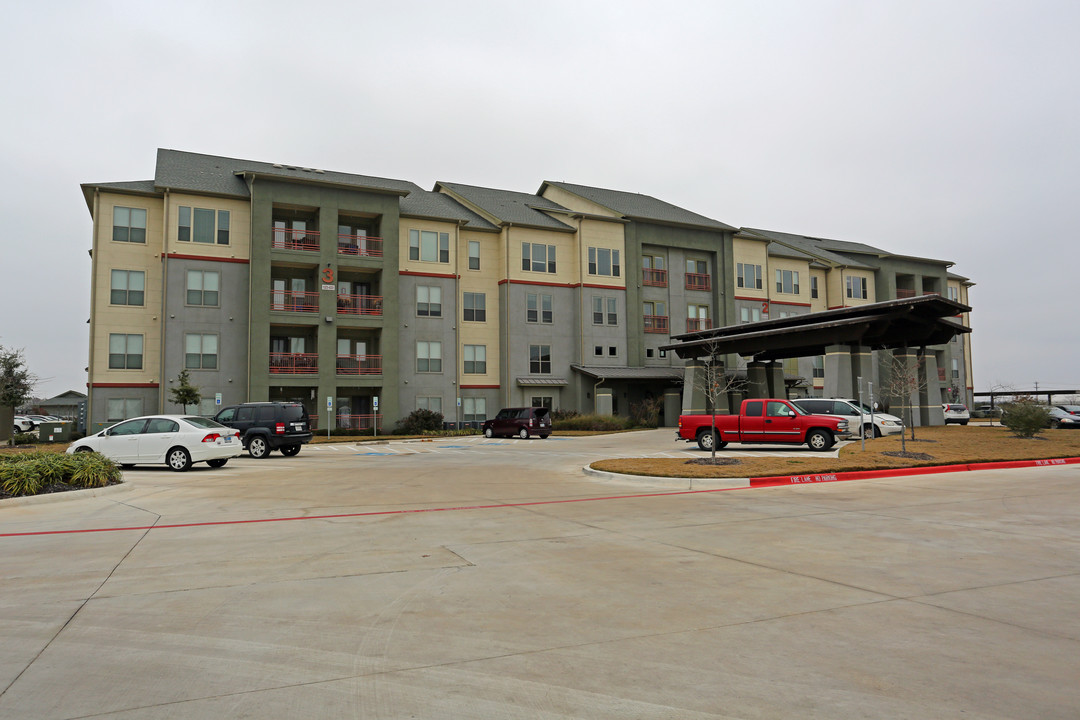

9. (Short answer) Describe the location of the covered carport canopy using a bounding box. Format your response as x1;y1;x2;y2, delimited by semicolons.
661;295;971;361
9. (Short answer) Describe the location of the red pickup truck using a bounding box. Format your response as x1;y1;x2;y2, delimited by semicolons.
678;399;851;451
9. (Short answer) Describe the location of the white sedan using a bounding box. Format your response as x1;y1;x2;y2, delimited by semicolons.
67;415;242;471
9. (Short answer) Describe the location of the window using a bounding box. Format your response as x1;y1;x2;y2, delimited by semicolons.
952;358;959;380
112;207;146;243
409;230;450;263
186;270;219;306
643;255;664;271
810;276;819;299
463;345;486;374
846;275;868;299
108;334;143;369
416;286;442;317
775;269;800;295
522;243;556;273
463;397;486;423
110;270;145;306
417;396;443;414
527;293;553;323
592;297;603;325
468;240;480;270
531;396;553;409
608;346;617;357
416;341;442;373
947;286;959;301
740;306;762;323
587;247;621;277
737;263;762;289
594;345;604;357
529;344;551;374
685;259;710;291
178;207;230;245
592;296;617;325
463;292;486;322
687;259;707;275
185;334;218;369
106;398;143;421
642;255;667;286
646;348;654;358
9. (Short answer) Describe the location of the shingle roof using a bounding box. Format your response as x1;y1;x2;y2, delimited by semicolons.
399;190;499;231
437;182;575;231
741;228;878;270
155;149;421;198
541;181;737;231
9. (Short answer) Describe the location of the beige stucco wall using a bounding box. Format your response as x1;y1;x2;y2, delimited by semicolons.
733;237;769;299
166;192;252;260
459;229;502;384
539;185;620;218
578;217;626;289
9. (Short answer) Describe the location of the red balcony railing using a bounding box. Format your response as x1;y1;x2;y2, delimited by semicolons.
337;234;383;258
896;288;916;298
336;294;383;316
643;268;668;287
269;353;318;374
272;227;321;252
335;414;383;431
643;315;669;334
336;354;382;375
271;290;319;313
685;273;711;292
686;317;713;332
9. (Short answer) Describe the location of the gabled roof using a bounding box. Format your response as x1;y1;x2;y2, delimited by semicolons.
740;228;878;270
437;182;575;231
80;180;160;211
399;190;499;231
540;181;737;232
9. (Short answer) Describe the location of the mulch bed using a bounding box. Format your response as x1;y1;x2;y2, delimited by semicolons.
882;451;935;461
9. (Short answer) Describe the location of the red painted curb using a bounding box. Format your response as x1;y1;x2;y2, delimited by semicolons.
749;456;1080;488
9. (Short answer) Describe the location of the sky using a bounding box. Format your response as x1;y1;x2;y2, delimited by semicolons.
1;0;1077;399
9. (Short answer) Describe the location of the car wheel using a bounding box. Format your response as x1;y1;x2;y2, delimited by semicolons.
960;420;969;425
207;458;228;468
167;447;192;472
121;464;135;469
518;427;529;439
74;446;93;454
696;429;718;451
539;434;549;439
280;445;301;456
861;425;875;440
484;427;494;438
807;429;834;451
248;436;269;459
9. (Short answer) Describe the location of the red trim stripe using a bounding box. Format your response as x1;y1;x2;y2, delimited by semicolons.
460;384;500;389
164;253;249;264
91;383;159;388
399;270;458;279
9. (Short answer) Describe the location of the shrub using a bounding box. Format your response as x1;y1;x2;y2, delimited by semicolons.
552;413;632;432
0;462;44;496
12;432;37;446
393;409;444;435
550;408;580;423
630;397;663;428
1001;400;1051;438
0;450;120;497
68;452;121;488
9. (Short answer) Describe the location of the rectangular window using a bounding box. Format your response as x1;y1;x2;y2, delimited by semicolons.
463;344;487;374
947;286;959;301
463;292;486;322
186;270;219;306
740;306;762;323
185;333;218;369
178;206;191;242
608;346;617;357
592;296;604;325
588;247;620;277
594;345;603;357
812;356;825;378
417;396;443;414
409;230;450;263
606;297;617;325
179;206;230;245
416;285;442;317
846;276;868;299
593;296;617;325
108;334;143;369
952;358;960;379
810;276;819;299
686;258;707;275
468;240;480;270
463;397;487;423
106;398;143;421
529;344;551;374
110;270;145;306
775;269;800;295
112;206;147;243
736;263;762;289
522;243;556;273
528;293;554;323
416;341;442;373
531;396;553;410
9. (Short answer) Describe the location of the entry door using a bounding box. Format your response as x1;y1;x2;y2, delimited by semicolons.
272;279;286;310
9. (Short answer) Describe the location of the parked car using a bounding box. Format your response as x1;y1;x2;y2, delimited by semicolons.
13;415;34;433
678;399;851;451
792;398;903;439
1053;404;1080;416
21;414;61;429
970;404;1001;418
213;402;313;458
67;415;241;471
1048;407;1080;429
942;403;970;425
482;407;551;439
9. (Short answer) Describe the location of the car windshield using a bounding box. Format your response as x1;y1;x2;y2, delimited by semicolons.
788;403;808;416
183;416;227;429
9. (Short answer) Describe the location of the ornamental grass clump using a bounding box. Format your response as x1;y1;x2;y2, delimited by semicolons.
0;450;120;497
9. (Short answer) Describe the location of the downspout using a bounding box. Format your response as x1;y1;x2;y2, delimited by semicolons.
577;215;585;366
504;223;512;407
160;188;170;413
454;219;463;428
247;175;255;403
88;188;100;426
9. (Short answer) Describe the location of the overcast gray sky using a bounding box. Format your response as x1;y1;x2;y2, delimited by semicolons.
2;0;1077;399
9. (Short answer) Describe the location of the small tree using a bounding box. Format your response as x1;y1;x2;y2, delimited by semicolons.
881;348;929;453
693;348;749;462
0;345;37;410
169;369;202;414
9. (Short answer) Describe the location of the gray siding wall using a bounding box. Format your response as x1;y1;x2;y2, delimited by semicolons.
89;387;159;431
503;284;578;408
397;274;458;415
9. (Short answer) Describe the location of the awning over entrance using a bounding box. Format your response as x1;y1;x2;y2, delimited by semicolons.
571;365;686;382
516;377;569;386
661;295;971;361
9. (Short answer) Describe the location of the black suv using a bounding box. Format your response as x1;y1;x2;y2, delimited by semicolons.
481;407;551;439
213;402;313;458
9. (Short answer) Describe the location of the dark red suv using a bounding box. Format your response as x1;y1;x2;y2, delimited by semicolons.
481;407;551;439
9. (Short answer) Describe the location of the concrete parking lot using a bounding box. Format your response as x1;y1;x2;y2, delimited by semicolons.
2;429;1078;718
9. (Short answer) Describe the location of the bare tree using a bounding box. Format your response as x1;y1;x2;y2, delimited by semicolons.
881;348;930;453
692;346;749;462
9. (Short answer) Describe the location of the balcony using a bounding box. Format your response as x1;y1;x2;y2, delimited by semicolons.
336;354;383;375
272;227;320;252
271;290;319;313
685;273;711;292
336;294;383;316
335;414;383;431
896;288;916;299
643;315;669;334
686;317;713;332
643;268;668;287
337;234;383;258
269;353;318;374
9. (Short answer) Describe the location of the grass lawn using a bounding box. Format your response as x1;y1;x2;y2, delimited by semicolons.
591;426;1080;479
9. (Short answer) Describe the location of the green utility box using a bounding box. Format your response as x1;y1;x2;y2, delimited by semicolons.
38;422;72;443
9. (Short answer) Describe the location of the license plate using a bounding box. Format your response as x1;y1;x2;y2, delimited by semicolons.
293;423;304;431
225;436;233;443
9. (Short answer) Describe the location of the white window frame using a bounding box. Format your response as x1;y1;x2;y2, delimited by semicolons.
185;333;219;370
186;270;220;307
463;344;487;374
110;270;145;306
416;341;443;373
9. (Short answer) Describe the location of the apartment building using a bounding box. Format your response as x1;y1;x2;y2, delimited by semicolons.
81;149;972;430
